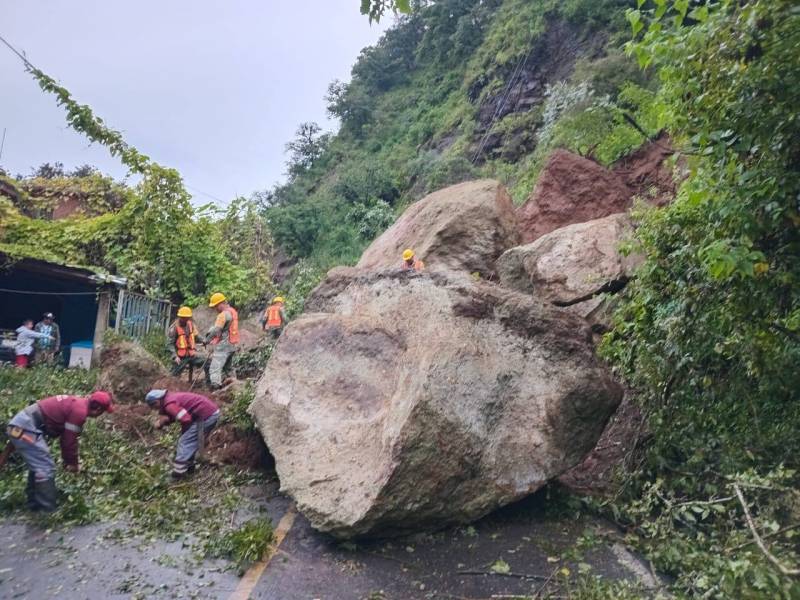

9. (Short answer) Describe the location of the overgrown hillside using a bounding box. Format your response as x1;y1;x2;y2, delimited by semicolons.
266;0;658;280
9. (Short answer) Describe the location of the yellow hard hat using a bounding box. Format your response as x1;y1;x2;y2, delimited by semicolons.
208;292;226;307
177;306;193;318
273;296;285;304
402;249;415;261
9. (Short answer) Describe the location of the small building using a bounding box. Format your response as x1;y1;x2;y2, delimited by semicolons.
0;253;170;366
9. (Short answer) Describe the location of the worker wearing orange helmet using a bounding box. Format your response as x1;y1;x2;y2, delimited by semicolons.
401;248;425;271
201;293;239;389
167;306;207;379
5;391;114;511
260;296;288;340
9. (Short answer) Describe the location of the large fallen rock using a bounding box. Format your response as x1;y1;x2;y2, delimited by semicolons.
357;180;520;276
496;213;642;323
517;150;632;244
251;268;622;538
98;339;168;404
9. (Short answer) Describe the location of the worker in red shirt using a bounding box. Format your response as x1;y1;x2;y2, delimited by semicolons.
5;391;115;512
144;389;220;479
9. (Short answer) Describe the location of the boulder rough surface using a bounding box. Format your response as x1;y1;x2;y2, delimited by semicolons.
496;213;642;322
517;150;633;244
357;180;520;276
251;268;622;538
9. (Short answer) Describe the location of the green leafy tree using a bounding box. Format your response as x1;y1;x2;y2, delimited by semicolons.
600;0;800;595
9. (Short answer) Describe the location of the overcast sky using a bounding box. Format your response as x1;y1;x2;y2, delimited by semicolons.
0;1;389;205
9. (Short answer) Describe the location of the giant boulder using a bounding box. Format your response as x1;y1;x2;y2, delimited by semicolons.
496;213;642;325
251;268;622;538
517;150;632;244
357;180;520;276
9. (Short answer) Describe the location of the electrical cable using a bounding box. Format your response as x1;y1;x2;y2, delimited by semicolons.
0;287;104;296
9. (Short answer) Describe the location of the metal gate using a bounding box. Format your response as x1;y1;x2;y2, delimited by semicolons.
113;290;172;339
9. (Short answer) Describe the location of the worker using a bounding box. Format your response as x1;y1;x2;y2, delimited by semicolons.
5;391;114;511
260;296;287;340
167;306;206;379
144;389;220;480
14;319;53;368
401;248;425;271
202;292;239;389
35;312;61;365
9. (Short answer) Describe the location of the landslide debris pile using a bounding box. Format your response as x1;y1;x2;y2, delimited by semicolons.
250;148;673;538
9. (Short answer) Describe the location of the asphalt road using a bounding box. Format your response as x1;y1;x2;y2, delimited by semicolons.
0;481;660;599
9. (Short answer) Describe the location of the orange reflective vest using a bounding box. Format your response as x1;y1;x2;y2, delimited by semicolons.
401;259;425;272
175;320;197;357
211;307;240;345
265;304;283;329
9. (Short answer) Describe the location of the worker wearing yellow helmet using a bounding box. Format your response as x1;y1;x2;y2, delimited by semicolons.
401;248;425;272
260;296;288;340
167;306;207;380
201;293;240;389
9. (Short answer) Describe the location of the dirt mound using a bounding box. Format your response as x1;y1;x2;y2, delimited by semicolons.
109;399;268;472
98;340;168;404
612;134;677;205
206;425;271;471
517;150;633;244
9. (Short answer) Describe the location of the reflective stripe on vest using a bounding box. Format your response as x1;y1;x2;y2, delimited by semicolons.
175;320;196;358
266;305;282;328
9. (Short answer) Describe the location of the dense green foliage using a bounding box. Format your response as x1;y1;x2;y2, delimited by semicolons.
599;0;800;596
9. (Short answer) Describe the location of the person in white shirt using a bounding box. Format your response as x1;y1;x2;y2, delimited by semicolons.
15;319;53;369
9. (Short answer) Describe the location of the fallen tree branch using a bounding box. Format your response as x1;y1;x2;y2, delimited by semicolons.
457;570;548;581
727;522;800;553
733;484;800;577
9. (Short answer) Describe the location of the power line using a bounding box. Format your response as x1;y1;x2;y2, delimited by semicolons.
1;32;236;208
0;287;105;296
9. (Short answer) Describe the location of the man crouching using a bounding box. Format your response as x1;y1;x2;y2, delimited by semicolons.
5;391;114;511
144;389;220;480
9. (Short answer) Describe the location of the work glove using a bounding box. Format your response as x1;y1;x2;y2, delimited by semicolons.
174;356;182;365
65;464;80;474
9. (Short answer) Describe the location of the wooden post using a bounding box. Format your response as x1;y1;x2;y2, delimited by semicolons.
115;288;125;334
92;290;112;366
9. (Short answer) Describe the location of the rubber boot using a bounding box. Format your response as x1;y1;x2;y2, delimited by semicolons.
33;478;58;513
26;471;38;511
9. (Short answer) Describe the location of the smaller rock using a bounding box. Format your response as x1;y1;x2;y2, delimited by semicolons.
497;213;642;327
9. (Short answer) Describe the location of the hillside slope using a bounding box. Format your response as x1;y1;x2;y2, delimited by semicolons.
267;0;658;277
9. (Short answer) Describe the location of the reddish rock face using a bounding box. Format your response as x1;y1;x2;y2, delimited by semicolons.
517;150;633;244
612;133;677;206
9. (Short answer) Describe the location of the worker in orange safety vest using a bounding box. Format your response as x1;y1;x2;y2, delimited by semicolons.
201;293;239;389
260;296;288;340
167;306;207;378
401;248;425;271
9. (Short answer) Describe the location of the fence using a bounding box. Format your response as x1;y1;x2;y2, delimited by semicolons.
113;290;172;339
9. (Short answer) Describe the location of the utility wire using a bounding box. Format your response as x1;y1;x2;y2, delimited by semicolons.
0;287;104;296
1;32;236;207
